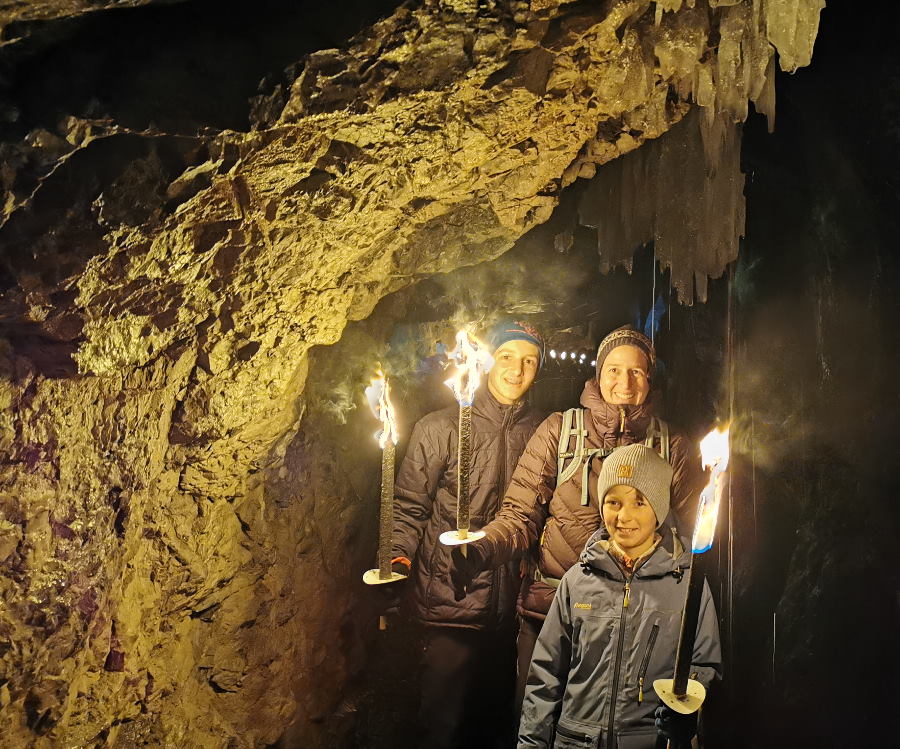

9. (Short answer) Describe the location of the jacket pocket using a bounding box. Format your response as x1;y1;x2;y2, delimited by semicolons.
636;623;660;705
553;718;602;748
614;729;659;749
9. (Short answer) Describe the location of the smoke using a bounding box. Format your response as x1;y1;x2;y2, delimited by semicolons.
635;294;667;340
305;240;592;427
414;238;593;330
313;377;362;426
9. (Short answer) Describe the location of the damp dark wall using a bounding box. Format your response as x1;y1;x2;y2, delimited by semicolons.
707;2;900;745
0;0;404;136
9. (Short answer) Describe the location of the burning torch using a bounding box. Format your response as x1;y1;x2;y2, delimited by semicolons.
653;424;730;738
362;371;406;599
439;330;494;551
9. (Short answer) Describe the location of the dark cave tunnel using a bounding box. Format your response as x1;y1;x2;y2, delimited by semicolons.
1;1;899;748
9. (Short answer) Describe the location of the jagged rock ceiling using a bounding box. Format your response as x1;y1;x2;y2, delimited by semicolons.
0;0;823;745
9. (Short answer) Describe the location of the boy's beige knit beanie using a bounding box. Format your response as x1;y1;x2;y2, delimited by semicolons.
597;443;673;527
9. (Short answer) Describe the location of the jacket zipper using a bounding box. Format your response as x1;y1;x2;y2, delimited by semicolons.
606;572;632;741
498;407;512;511
488;408;514;624
637;623;660;704
618;406;626;436
555;722;592;744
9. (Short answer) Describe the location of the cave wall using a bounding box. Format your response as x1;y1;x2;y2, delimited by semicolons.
716;6;900;742
0;1;825;746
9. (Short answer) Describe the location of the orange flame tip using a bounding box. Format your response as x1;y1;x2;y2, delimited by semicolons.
692;424;730;554
444;330;494;407
365;370;399;448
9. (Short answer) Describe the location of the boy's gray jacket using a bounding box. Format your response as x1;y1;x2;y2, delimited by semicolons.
518;527;721;749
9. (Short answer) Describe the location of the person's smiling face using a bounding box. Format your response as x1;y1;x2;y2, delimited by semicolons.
598;345;650;405
487;340;540;404
602;484;658;558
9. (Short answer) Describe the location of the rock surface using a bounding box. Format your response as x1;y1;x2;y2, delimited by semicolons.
0;1;822;745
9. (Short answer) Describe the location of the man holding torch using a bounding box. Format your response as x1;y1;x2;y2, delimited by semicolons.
450;325;707;712
388;320;546;749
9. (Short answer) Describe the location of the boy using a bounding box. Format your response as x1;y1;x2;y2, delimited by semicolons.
518;443;721;749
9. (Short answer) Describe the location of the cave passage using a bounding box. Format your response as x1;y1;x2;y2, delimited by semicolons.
298;174;730;747
2;2;899;748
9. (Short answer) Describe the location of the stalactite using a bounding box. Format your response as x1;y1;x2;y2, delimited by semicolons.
578;108;744;304
576;0;824;303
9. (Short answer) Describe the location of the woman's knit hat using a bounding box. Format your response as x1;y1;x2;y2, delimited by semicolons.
596;443;673;527
594;324;656;378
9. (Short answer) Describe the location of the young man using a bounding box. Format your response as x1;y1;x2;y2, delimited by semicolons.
518;443;722;749
389;319;545;749
451;325;706;710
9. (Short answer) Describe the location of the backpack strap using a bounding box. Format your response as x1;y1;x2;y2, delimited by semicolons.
557;408;589;485
556;408;577;479
559;411;672;507
579;445;613;505
643;417;671;462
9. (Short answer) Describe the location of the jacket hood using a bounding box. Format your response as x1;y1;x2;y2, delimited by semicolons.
579;379;661;441
579;522;691;581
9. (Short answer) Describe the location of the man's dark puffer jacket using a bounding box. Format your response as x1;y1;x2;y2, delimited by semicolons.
392;387;543;630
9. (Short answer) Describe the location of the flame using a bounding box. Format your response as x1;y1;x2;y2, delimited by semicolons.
691;424;731;554
365;370;398;448
444;330;494;407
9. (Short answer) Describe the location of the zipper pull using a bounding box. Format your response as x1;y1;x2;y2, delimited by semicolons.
619;407;626;433
623;581;630;608
638;676;644;704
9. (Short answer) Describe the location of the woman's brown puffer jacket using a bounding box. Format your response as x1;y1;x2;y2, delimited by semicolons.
475;379;705;621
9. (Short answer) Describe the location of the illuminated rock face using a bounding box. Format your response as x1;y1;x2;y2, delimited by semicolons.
0;1;823;746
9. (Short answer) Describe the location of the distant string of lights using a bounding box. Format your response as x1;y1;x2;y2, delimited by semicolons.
548;349;596;368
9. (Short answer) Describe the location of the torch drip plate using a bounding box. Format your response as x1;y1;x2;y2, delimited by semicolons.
439;530;486;546
362;569;407;585
652;678;706;715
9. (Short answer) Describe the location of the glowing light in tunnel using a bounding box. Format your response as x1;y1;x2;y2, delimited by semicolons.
560;351;567;360
444;330;493;407
365;371;399;448
549;350;557;359
692;425;731;554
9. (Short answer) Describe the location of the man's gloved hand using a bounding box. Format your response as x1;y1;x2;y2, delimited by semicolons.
449;543;485;601
654;705;697;747
372;559;411;617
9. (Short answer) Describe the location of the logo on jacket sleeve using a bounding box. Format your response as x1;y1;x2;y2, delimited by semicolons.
574;602;593;610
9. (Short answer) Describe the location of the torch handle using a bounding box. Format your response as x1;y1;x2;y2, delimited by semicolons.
672;554;706;695
378;442;396;579
457;405;472;535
